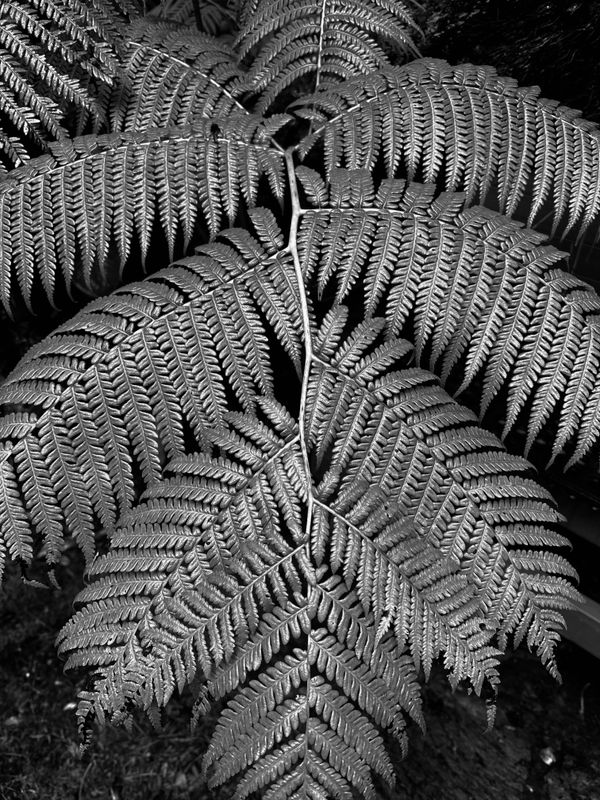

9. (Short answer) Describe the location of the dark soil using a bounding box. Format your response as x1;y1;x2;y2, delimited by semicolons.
393;646;600;800
1;557;599;800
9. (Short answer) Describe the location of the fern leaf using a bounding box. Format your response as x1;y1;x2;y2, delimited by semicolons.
0;210;302;578
0;1;593;795
90;19;247;135
308;308;576;675
235;0;419;112
0;0;140;169
1;187;578;796
293;59;600;238
0;116;287;312
202;649;308;767
55;281;575;797
59;400;415;797
295;166;600;467
56;398;309;729
149;0;237;33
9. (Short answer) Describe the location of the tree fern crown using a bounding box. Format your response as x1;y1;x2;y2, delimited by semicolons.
0;2;595;799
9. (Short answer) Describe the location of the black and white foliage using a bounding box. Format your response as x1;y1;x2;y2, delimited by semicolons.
0;0;139;168
0;0;595;798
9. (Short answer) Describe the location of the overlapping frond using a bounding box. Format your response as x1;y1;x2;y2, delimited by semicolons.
0;0;140;170
0;115;287;312
0;209;302;578
0;5;590;791
293;59;600;238
93;19;247;135
57;394;424;796
235;0;419;112
307;307;576;677
57;398;309;733
149;0;237;32
295;166;600;467
56;288;576;798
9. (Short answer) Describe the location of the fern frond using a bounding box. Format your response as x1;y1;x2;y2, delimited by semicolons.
91;19;246;135
0;210;302;578
0;0;591;795
235;0;419;112
196;574;422;779
307;307;577;676
57;398;308;731
55;285;576;798
202;649;308;768
295;166;600;467
312;576;423;728
0;0;140;169
0;115;287;312
293;59;600;238
202;596;420;793
150;0;237;32
308;627;416;739
202;634;408;788
190;601;314;724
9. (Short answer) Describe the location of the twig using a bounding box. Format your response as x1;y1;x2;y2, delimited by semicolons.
78;761;93;800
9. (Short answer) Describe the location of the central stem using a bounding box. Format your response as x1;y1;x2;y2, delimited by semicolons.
285;149;315;545
285;146;317;789
314;0;328;94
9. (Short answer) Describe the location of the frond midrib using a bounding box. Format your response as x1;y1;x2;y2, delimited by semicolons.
119;36;249;118
310;353;564;657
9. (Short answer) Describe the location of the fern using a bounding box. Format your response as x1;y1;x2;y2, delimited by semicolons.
0;0;140;170
93;18;247;133
295;167;600;466
0;205;579;795
0;1;598;798
235;0;420;112
293;59;600;238
0;209;301;573
56;299;575;795
0;115;287;311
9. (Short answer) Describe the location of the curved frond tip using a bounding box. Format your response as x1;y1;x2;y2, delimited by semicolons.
293;59;600;240
0;116;288;313
236;0;420;112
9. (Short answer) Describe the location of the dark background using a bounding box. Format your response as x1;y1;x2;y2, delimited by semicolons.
421;1;600;123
